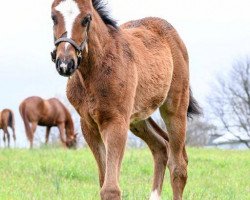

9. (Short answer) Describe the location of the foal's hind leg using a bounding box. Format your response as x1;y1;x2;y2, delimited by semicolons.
160;93;189;200
130;120;168;200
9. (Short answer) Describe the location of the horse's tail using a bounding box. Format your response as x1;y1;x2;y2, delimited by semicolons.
187;88;202;118
19;105;32;141
8;110;16;142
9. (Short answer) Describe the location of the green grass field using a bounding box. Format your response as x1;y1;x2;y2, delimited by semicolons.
0;148;249;200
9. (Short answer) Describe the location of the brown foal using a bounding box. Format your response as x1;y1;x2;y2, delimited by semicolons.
19;96;77;149
0;109;16;147
50;0;200;199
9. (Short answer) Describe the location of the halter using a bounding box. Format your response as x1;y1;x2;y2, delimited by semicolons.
51;15;92;66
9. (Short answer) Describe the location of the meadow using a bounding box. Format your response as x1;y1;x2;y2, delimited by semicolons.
0;147;249;200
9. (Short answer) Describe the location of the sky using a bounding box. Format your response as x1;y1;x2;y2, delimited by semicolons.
0;0;250;147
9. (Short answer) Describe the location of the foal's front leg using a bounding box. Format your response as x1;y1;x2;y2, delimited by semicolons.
80;118;106;187
99;117;128;200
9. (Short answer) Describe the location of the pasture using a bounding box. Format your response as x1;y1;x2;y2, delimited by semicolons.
0;147;249;200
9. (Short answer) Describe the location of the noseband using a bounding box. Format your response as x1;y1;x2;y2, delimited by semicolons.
51;15;92;66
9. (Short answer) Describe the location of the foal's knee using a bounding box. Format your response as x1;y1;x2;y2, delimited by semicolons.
100;186;121;200
168;161;188;184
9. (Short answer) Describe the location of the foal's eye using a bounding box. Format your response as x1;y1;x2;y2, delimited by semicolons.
81;17;89;27
51;15;58;25
81;15;91;27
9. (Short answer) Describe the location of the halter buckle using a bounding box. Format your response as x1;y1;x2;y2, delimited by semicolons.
77;51;83;65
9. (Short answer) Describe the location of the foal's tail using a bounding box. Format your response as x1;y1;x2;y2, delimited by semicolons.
187;88;202;118
8;110;16;142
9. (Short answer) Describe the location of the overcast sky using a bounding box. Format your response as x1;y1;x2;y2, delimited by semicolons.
0;0;250;147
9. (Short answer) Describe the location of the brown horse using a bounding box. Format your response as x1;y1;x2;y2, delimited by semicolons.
0;109;16;148
19;96;77;149
51;0;200;199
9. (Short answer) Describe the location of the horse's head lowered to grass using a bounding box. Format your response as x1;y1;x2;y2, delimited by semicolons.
65;131;78;149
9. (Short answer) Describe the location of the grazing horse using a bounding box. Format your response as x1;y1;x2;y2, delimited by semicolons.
19;96;77;149
50;0;200;199
0;109;16;147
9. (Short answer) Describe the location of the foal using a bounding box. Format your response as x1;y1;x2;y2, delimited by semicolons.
0;109;16;147
51;0;200;199
19;96;77;148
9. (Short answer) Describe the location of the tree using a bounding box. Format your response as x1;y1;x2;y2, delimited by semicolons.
208;58;250;148
186;117;217;147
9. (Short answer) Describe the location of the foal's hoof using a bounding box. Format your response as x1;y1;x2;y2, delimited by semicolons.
100;188;121;200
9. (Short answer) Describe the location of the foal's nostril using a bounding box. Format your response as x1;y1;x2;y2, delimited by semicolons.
68;59;75;70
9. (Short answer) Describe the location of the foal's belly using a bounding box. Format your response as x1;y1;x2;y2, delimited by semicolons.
131;62;173;122
131;74;171;123
131;92;167;123
130;43;173;122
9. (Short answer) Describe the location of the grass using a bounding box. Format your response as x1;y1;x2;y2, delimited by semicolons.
0;147;249;200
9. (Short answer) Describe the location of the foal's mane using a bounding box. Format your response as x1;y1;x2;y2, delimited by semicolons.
92;0;118;29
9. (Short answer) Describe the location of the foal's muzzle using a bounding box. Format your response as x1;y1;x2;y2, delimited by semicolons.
51;37;85;77
56;58;76;77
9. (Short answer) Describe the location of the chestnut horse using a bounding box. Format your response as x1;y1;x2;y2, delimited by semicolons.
19;96;77;149
0;109;16;147
51;0;200;199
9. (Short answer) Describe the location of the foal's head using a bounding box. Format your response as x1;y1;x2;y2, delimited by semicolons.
51;0;117;77
51;0;93;77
